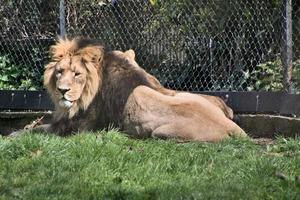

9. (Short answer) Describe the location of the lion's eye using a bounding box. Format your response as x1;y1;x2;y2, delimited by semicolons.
75;72;81;77
56;69;63;77
56;69;63;74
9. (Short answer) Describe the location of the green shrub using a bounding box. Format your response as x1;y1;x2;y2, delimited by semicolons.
0;55;41;90
247;58;283;91
292;59;300;93
247;58;300;93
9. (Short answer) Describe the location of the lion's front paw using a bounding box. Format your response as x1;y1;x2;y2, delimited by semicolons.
8;130;26;137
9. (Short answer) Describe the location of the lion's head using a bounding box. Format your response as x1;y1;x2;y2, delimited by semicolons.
44;38;104;119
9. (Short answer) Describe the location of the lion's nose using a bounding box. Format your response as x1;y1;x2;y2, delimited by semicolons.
58;88;70;95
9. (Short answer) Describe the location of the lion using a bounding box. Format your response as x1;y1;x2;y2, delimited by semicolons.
11;38;247;142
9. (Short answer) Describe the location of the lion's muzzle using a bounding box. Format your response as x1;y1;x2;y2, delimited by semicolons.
59;98;73;108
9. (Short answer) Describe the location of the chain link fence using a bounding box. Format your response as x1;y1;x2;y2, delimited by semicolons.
0;0;58;90
0;0;299;92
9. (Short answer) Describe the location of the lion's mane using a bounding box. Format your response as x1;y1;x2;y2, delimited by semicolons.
44;38;104;120
43;38;156;135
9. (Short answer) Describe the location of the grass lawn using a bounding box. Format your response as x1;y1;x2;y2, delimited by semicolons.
0;131;299;200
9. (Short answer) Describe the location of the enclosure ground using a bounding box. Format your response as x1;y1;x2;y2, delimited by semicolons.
238;114;300;138
2;112;300;139
0;111;52;135
0;131;299;199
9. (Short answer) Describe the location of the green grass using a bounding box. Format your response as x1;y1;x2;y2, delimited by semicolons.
0;131;299;200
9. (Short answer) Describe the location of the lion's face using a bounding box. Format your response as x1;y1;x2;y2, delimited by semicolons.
54;56;88;109
44;38;103;119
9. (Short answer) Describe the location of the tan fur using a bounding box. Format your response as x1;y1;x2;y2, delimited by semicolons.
123;49;234;119
43;38;247;141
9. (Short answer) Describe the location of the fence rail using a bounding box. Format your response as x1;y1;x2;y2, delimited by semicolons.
0;0;300;112
2;90;300;117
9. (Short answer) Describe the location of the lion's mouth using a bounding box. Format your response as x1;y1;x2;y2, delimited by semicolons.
59;98;74;108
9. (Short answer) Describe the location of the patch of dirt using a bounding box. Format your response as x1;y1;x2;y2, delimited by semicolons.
252;138;275;146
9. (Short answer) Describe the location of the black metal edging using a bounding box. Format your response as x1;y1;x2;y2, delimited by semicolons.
1;90;300;116
0;90;54;111
198;91;300;116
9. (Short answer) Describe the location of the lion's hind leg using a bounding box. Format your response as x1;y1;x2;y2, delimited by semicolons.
227;127;248;138
151;123;225;142
151;123;247;142
152;124;185;141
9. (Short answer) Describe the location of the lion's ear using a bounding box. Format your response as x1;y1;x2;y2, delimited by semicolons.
124;49;135;60
50;46;63;61
79;46;104;64
50;38;75;61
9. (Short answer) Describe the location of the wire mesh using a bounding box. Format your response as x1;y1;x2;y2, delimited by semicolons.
0;0;58;90
0;0;299;92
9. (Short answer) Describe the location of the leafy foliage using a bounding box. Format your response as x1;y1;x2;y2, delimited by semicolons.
0;55;41;90
0;0;299;91
247;58;300;93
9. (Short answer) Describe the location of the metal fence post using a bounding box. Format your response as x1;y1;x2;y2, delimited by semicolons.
282;0;293;93
59;0;66;38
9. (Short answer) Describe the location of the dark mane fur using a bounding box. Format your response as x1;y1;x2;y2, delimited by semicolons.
75;38;108;50
101;52;154;126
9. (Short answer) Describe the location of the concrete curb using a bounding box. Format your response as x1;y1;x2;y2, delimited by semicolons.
237;114;300;138
1;112;299;138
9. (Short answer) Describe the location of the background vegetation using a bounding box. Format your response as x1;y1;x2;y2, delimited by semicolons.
0;55;40;90
143;0;300;91
0;0;299;91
